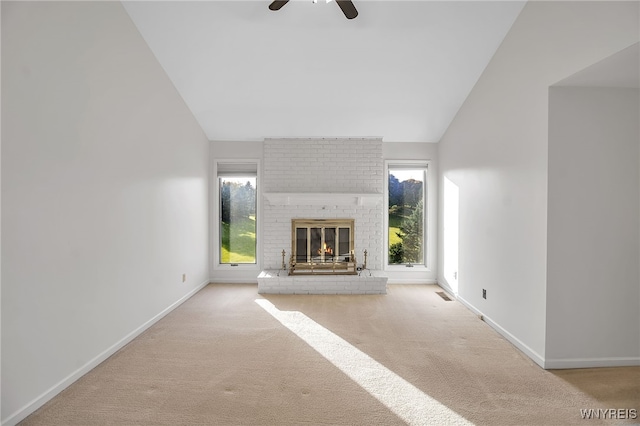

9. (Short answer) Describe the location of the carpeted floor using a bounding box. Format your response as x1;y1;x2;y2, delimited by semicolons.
21;284;639;425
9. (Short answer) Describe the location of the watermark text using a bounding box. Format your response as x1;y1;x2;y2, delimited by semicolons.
580;408;637;420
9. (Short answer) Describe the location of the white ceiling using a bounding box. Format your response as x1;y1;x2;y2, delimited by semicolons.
123;1;525;142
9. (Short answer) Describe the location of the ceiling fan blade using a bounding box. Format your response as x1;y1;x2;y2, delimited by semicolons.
269;0;290;11
336;0;358;19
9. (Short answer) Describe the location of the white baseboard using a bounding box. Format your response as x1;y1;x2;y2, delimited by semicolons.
439;281;640;370
455;294;546;369
210;278;438;285
386;278;437;285
209;278;259;284
544;357;640;369
436;280;456;297
2;280;210;426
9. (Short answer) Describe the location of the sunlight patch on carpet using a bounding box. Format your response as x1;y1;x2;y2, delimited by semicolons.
255;298;473;426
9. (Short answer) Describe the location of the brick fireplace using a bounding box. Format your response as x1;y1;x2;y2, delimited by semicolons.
258;138;388;294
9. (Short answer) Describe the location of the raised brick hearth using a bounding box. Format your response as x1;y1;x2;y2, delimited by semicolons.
258;270;387;294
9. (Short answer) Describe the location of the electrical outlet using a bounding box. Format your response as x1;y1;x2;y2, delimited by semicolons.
482;289;486;299
182;273;186;283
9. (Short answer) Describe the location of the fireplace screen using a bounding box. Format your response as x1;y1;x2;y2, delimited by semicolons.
290;219;356;275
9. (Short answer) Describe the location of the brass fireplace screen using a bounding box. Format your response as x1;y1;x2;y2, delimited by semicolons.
290;219;356;275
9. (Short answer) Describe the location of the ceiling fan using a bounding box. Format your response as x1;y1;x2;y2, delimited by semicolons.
269;0;358;20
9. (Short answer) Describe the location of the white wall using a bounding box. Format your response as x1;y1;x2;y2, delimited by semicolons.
546;87;639;367
1;2;210;424
437;1;639;366
0;3;3;417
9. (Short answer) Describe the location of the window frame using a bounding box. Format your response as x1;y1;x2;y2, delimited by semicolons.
212;159;261;272
383;160;431;272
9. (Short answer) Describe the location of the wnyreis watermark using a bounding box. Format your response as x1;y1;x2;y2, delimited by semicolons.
580;408;637;420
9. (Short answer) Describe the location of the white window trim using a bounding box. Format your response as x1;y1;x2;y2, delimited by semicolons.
383;160;432;272
212;159;262;272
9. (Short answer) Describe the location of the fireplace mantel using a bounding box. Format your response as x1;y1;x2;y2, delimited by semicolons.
263;192;382;206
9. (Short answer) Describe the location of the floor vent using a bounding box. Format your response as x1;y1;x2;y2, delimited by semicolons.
436;291;452;301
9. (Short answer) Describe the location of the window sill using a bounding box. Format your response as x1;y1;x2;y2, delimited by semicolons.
213;263;260;271
384;265;430;272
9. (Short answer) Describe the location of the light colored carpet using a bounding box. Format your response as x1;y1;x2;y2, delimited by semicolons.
21;284;639;425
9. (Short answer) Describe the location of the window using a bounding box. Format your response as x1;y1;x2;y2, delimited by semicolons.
217;162;258;265
386;163;427;266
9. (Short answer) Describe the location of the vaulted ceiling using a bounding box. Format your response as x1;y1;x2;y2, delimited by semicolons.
123;1;525;142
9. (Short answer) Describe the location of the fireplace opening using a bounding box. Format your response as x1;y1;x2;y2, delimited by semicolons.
290;219;356;275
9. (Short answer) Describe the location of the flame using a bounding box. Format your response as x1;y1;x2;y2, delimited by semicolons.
318;243;333;255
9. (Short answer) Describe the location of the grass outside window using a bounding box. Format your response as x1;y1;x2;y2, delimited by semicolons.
219;176;257;264
221;215;256;263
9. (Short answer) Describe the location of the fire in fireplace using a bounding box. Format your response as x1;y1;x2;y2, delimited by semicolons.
290;219;356;275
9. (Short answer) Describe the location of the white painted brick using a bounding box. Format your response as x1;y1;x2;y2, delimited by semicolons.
257;270;388;295
263;138;384;271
